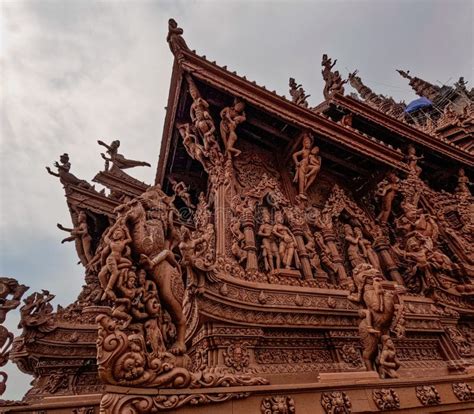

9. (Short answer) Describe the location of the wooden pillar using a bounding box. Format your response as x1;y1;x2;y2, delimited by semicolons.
242;209;258;271
373;236;404;286
214;184;226;257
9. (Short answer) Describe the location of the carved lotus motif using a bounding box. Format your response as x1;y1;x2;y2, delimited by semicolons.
321;391;352;414
261;395;295;414
452;382;474;401
415;385;441;406
373;388;400;411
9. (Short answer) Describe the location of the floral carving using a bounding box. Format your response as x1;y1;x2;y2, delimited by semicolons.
372;388;400;411
321;391;352;414
261;395;296;414
223;342;251;373
452;382;474;401
340;344;362;367
415;385;441;406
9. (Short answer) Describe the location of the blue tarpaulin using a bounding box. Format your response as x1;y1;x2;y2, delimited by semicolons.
405;97;432;113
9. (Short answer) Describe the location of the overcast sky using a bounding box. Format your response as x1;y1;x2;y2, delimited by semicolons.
1;0;472;401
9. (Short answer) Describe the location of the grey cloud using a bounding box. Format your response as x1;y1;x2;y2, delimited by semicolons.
1;0;472;400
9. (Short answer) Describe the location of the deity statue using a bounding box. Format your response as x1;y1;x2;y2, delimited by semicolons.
344;224;364;268
347;263;402;378
97;219;133;301
456;168;472;196
166;18;189;54
168;177;195;209
406;144;423;176
230;215;247;266
97;140;151;171
376;172;399;223
354;227;382;271
272;212;300;269
187;76;217;151
257;208;279;272
292;132;321;199
395;201;439;244
178;123;208;166
46;153;91;189
220;98;246;157
57;211;93;266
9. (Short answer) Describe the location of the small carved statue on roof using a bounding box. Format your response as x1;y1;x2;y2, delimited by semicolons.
321;54;346;99
98;140;151;171
168;177;195;209
292;132;321;199
289;77;310;107
272;211;300;269
220;98;246;157
376;172;399;224
97;218;133;301
396;69;411;80
46;153;92;189
166;18;189;54
329;70;347;96
405;144;423;176
57;210;93;266
456;168;472;196
187;75;217;152
19;290;55;329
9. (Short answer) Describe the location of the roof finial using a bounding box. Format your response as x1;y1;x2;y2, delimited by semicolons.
321;54;346;100
167;18;189;55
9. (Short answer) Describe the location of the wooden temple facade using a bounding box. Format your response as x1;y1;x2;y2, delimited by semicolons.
1;19;473;414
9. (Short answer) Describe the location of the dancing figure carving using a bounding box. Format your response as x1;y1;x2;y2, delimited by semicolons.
98;140;151;171
220;98;246;157
292;132;321;199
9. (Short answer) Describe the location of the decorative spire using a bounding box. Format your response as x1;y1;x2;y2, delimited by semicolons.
348;70;406;119
289;77;310;107
167;18;189;55
396;69;440;101
321;54;346;100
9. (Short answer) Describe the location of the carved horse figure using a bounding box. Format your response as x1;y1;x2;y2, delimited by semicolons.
120;193;186;355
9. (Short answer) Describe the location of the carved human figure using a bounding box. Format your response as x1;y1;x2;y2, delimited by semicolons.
187;77;216;151
395;202;439;243
168;177;195;209
344;224;364;268
57;211;93;266
406;144;423;176
220;98;246;157
46;153;91;188
111;269;146;328
376;173;399;223
272;212;299;269
329;70;347;95
378;335;401;379
321;54;337;99
354;227;381;271
258;208;279;272
97;140;151;171
292;133;321;198
393;235;431;293
304;233;328;278
178;123;209;166
97;219;133;301
166;18;189;54
230;215;247;266
456;168;472;196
